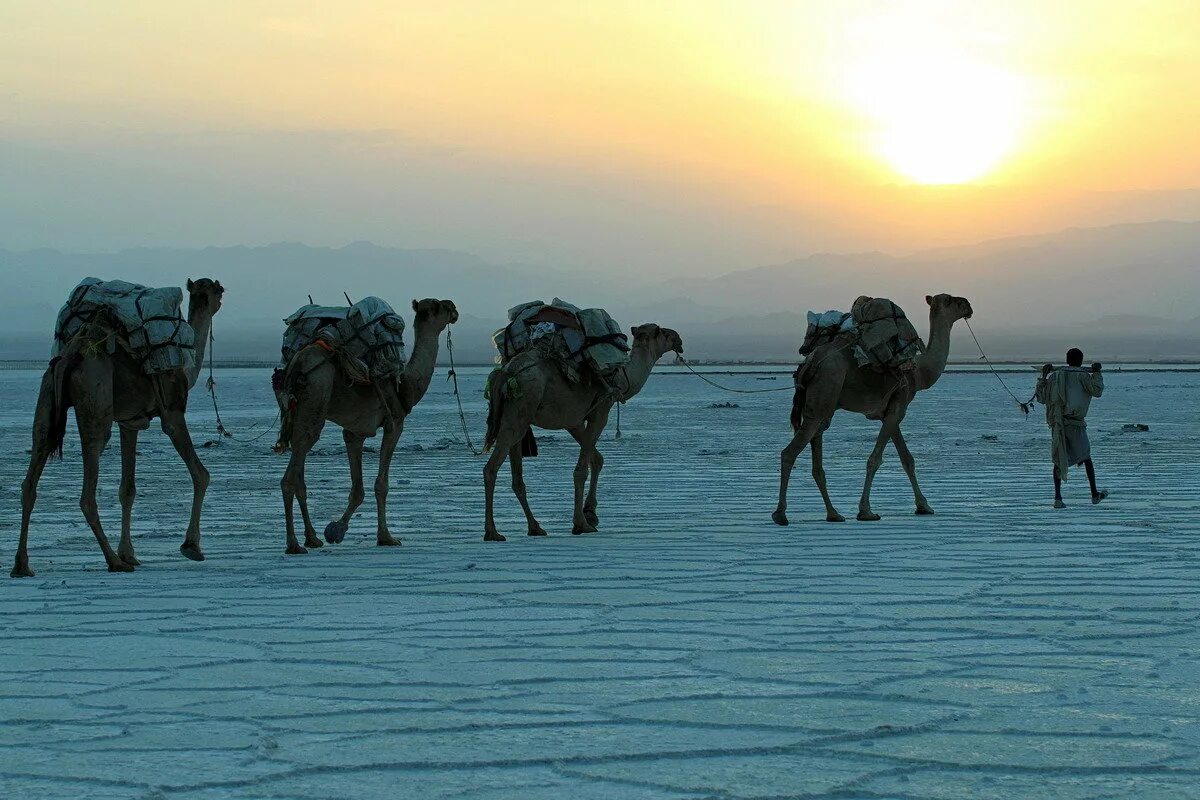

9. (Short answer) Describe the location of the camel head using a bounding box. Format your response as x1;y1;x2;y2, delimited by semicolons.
631;323;684;358
411;298;459;330
186;278;224;315
925;293;972;322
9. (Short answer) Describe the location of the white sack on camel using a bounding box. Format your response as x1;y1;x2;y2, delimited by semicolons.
493;299;630;381
280;297;406;379
54;277;196;375
799;296;924;370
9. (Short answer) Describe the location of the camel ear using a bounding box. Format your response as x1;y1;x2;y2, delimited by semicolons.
187;279;195;292
925;295;933;306
412;299;419;313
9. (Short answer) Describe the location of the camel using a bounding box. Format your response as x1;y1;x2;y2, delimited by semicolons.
13;279;225;578
482;323;684;542
276;298;458;555
772;293;973;525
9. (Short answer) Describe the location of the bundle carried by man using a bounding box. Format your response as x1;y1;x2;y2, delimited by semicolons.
800;295;925;371
493;298;630;384
53;277;196;374
280;296;407;383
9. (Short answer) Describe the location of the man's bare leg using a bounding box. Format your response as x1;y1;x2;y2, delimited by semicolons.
1084;459;1107;504
1053;466;1065;509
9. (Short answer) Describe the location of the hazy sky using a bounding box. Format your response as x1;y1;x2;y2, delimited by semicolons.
4;1;1199;276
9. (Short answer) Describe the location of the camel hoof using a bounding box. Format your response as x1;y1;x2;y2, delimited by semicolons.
10;564;34;579
108;560;136;573
826;513;846;523
304;536;325;549
915;507;935;516
1054;499;1066;509
323;520;347;544
377;536;402;547
180;545;205;562
483;531;507;542
285;543;309;555
527;528;548;537
771;510;789;526
583;509;599;528
856;512;881;522
119;553;141;567
571;523;597;535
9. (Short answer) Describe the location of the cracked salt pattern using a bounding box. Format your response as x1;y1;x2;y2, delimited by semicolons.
1;365;1198;799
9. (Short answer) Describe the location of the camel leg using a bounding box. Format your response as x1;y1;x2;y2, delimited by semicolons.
13;372;58;578
160;409;209;561
324;429;365;544
773;417;823;526
891;429;934;515
857;411;903;521
281;425;320;555
510;443;547;536
294;458;322;549
569;426;603;528
374;421;403;547
116;426;141;566
78;419;133;573
811;432;845;522
484;417;528;542
570;446;595;534
483;446;508;542
584;449;603;528
571;410;607;535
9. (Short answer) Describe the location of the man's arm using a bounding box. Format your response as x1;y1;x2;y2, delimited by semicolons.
1035;364;1053;404
1082;363;1104;397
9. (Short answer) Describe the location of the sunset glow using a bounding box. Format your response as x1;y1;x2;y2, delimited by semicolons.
844;53;1028;185
2;1;1199;261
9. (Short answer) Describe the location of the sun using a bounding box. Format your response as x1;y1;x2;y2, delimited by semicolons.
845;53;1028;185
832;0;1031;188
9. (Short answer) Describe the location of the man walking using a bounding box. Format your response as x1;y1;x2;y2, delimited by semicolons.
1036;348;1107;508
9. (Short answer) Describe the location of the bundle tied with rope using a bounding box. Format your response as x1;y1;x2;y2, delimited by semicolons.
54;278;196;375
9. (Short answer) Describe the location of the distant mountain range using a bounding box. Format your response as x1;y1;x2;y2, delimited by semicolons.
2;220;1198;362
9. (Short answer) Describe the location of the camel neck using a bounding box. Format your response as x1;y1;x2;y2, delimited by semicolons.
403;322;442;407
618;342;664;401
186;300;215;390
914;309;955;391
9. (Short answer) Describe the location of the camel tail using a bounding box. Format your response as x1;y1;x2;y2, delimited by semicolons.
272;367;292;452
789;365;807;433
483;367;505;453
46;355;77;460
521;428;538;458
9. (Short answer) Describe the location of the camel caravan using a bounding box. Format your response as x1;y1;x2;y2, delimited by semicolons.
12;275;971;577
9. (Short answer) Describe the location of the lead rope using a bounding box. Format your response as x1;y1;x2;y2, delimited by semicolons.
203;323;281;446
205;325;232;439
964;318;1036;416
445;328;484;456
674;354;797;393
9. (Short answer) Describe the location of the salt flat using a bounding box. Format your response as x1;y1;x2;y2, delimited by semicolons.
1;364;1198;799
